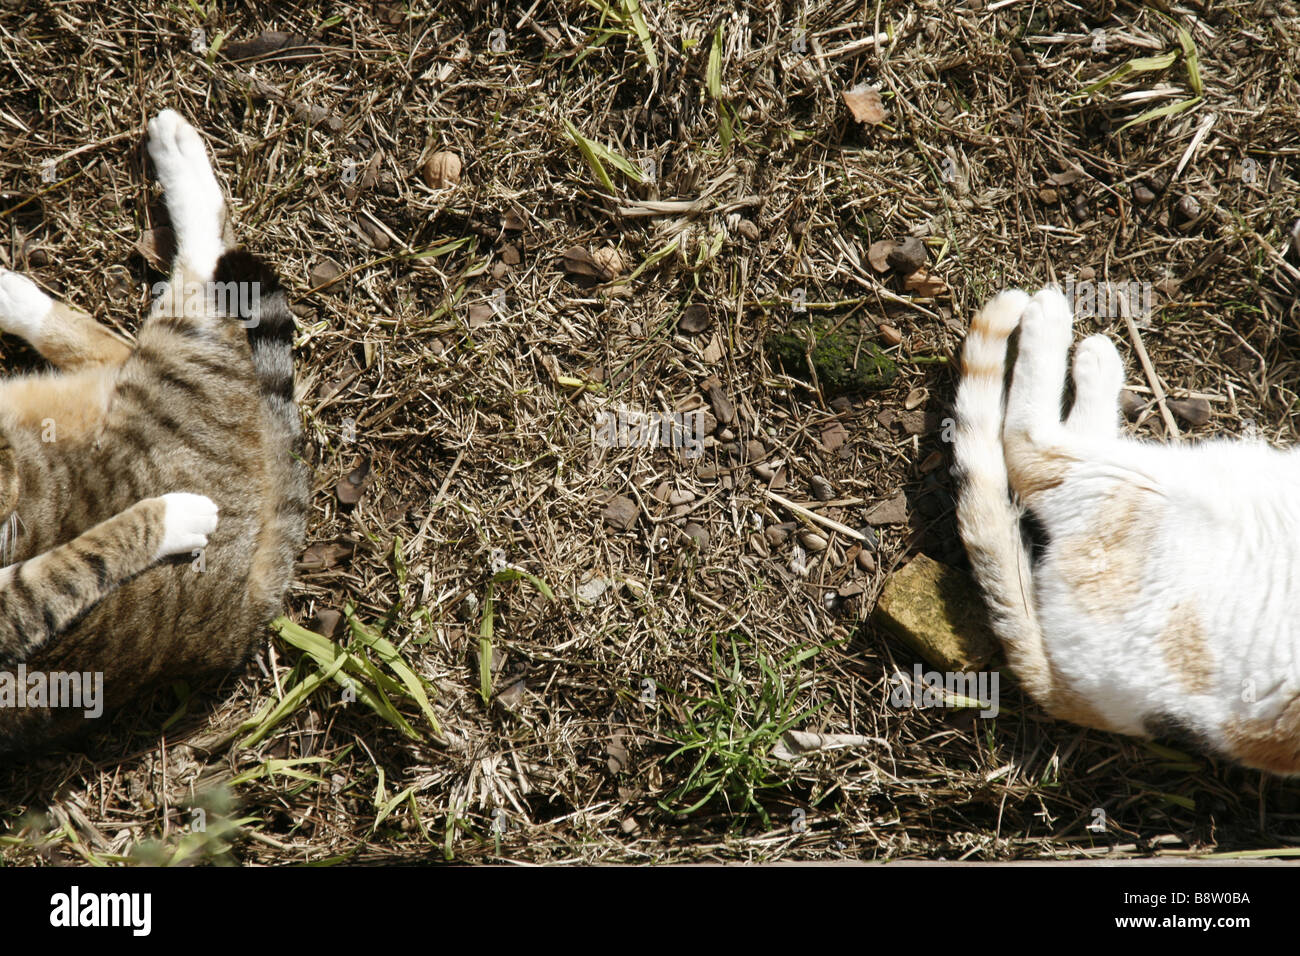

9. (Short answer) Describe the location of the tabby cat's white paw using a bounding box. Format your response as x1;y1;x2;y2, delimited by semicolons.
0;269;52;340
147;109;225;277
156;493;220;560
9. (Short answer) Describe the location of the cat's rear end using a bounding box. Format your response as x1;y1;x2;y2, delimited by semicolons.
954;287;1300;774
0;110;308;752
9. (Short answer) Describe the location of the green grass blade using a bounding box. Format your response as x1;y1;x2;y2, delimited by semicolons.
1176;26;1202;95
479;582;495;704
707;23;723;99
622;0;658;71
1075;50;1179;98
564;120;616;192
345;605;443;737
492;567;556;600
1116;95;1200;131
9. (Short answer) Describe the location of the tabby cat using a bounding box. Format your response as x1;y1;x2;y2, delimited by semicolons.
955;287;1300;774
0;109;308;752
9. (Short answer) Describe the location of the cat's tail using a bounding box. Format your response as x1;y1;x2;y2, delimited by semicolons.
213;250;309;620
953;290;1056;701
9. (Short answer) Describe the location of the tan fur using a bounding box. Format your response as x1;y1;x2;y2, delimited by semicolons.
1158;601;1214;695
1044;660;1116;731
31;302;131;371
0;367;117;441
1222;697;1300;774
1054;484;1154;620
1003;430;1074;499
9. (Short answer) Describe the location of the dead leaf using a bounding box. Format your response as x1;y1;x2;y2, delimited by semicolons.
221;31;315;61
903;268;948;297
336;457;372;505
603;495;639;531
772;730;887;761
309;258;345;288
563;245;605;278
311;608;344;636
867;239;896;273
300;540;356;571
866;493;908;526
135;227;175;269
1047;166;1085;186
843;85;887;124
702;375;735;425
821;421;849;452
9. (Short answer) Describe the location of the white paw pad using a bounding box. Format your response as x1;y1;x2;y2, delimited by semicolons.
0;269;52;339
146;109;225;275
156;493;220;560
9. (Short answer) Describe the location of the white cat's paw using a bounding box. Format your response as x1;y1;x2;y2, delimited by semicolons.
147;109;225;276
1020;285;1074;349
0;269;52;340
155;492;220;560
1073;334;1124;394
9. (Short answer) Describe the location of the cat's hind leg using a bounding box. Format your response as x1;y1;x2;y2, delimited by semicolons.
0;269;130;371
146;109;228;282
1065;334;1125;438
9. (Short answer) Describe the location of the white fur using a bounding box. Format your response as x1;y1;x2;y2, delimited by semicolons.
0;269;53;341
146;109;225;278
155;493;219;561
956;285;1300;770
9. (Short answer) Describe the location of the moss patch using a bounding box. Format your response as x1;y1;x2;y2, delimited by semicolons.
764;319;897;397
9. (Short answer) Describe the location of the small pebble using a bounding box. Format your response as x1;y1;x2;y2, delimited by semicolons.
800;531;828;551
765;525;791;546
1119;389;1145;419
1168;397;1212;427
683;522;709;548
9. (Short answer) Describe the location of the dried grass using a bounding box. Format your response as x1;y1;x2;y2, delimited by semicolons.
0;0;1298;864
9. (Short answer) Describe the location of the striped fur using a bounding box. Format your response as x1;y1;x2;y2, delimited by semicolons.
0;111;307;752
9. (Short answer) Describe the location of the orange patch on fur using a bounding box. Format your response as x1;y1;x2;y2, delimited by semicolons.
0;367;117;442
1158;601;1214;695
1003;430;1073;499
960;356;1005;380
1222;696;1300;774
1054;483;1155;619
37;303;132;371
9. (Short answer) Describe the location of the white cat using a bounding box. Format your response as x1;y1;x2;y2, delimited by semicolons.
954;287;1300;774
